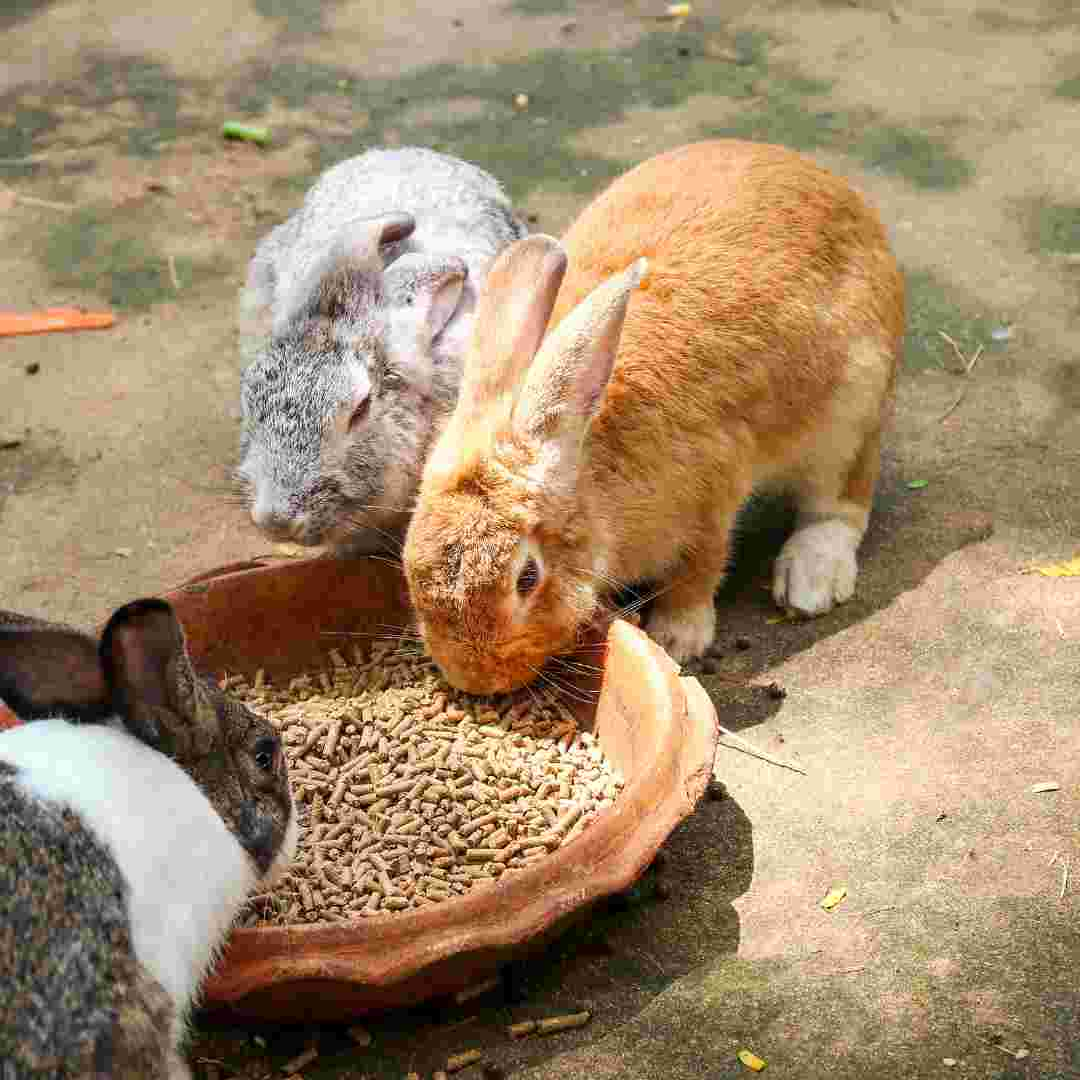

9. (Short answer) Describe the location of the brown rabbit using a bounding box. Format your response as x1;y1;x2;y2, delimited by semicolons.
403;140;904;693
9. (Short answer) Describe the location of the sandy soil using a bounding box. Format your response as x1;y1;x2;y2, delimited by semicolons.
1;0;1078;1077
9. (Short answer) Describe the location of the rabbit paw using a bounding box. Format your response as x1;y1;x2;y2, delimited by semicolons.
645;601;716;663
773;520;860;616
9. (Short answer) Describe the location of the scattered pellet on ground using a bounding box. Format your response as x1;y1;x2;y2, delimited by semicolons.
445;1049;483;1072
230;641;624;926
279;1047;318;1074
536;1011;592;1035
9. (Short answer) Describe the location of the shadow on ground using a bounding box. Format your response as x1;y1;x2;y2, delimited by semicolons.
195;790;754;1079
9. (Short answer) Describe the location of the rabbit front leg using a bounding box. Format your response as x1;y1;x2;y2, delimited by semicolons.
641;509;739;663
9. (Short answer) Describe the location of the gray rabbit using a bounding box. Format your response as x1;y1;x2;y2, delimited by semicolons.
0;600;297;1078
236;147;527;554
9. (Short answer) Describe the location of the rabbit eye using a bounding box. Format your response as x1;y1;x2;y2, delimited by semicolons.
348;396;371;431
516;557;540;597
253;735;277;771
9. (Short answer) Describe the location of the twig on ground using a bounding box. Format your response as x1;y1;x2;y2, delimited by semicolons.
168;254;182;291
0;187;75;212
717;723;807;775
938;333;985;421
1061;857;1070;900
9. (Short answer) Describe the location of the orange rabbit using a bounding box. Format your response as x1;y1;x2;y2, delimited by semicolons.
404;141;905;693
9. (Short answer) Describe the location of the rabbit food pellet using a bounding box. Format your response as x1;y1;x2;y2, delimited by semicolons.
229;640;624;925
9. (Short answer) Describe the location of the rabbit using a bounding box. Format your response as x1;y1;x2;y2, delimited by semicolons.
402;140;905;693
236;146;528;555
0;598;297;1078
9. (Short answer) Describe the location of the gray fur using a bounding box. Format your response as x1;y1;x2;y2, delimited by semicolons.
237;147;527;554
0;761;175;1078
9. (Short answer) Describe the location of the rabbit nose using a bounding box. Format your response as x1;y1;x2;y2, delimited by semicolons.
251;502;298;539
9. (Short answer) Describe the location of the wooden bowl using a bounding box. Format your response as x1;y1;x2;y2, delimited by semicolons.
9;557;719;1021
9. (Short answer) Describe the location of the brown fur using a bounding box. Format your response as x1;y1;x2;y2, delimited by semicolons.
405;141;905;692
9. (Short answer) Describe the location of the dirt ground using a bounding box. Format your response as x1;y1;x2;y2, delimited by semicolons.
2;0;1079;1077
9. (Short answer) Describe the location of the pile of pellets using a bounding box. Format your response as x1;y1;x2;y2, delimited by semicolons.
227;640;624;925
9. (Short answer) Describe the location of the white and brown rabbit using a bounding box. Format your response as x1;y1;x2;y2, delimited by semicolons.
403;140;905;693
0;600;297;1078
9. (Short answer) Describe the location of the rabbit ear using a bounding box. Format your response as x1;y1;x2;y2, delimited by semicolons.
453;235;568;426
383;253;468;347
100;598;216;757
272;213;417;335
512;257;647;483
0;615;109;722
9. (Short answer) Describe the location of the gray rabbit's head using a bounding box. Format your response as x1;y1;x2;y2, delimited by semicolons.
238;214;469;554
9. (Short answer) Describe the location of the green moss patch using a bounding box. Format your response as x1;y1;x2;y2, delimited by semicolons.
41;207;224;310
507;0;572;14
903;268;1007;372
1054;73;1080;99
1025;200;1080;254
708;102;973;191
0;105;58;176
851;123;974;190
254;0;341;35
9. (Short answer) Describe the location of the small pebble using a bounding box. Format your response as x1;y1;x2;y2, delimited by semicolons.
0;432;23;449
513;93;529;110
766;682;787;701
942;1059;957;1068
653;879;671;901
734;636;752;651
25;362;40;375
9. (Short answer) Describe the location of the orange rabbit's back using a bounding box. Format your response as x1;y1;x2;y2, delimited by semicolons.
405;141;905;693
552;140;904;448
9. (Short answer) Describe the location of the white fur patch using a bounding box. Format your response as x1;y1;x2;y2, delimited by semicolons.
773;520;861;616
345;355;374;404
1;720;258;1039
645;601;716;663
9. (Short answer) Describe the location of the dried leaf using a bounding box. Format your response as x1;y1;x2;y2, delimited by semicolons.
737;1049;767;1072
820;885;848;911
1029;553;1080;578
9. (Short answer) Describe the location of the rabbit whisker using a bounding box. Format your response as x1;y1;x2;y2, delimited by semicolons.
342;518;405;554
528;664;598;706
